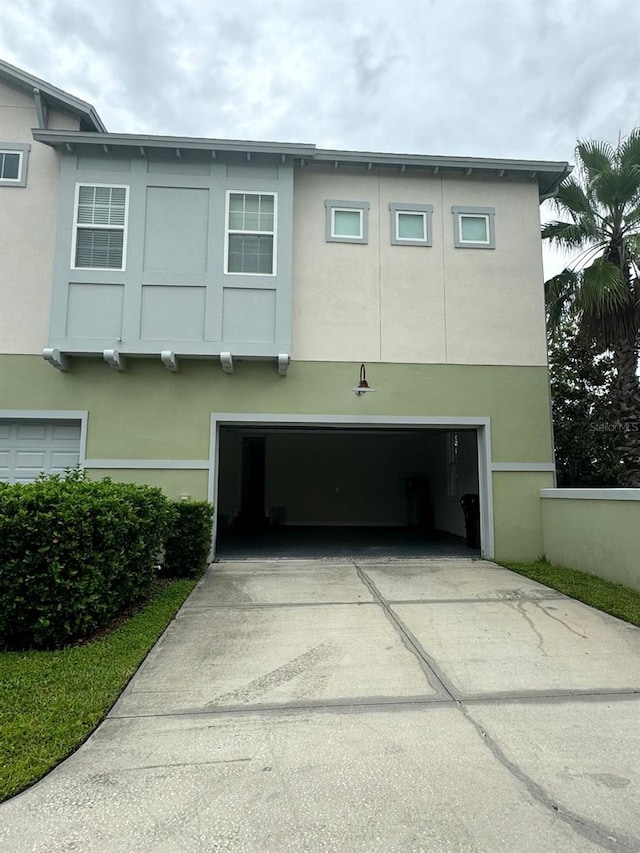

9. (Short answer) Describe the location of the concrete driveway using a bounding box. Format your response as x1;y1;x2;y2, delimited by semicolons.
2;559;639;852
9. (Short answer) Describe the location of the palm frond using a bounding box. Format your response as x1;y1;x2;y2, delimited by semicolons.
576;139;615;183
623;202;640;231
619;128;640;171
591;167;640;211
543;129;640;351
551;178;593;220
577;259;638;347
576;259;629;314
541;220;596;251
545;269;579;334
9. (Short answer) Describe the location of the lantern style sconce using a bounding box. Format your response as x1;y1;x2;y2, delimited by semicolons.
353;363;376;395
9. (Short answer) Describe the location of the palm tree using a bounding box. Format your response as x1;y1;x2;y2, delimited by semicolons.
543;130;640;487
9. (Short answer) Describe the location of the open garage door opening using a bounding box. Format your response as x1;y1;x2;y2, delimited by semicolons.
215;425;482;559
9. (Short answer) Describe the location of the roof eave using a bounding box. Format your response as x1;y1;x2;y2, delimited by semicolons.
31;129;316;158
31;128;572;199
314;148;572;199
0;59;107;132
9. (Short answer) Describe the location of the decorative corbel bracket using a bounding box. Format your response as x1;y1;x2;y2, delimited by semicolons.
277;353;291;376
161;350;179;372
42;347;69;372
220;352;234;374
103;349;126;371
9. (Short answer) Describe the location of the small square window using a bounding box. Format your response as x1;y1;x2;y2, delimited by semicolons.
398;213;425;240
389;203;433;246
333;209;362;238
460;215;488;243
452;206;495;249
0;143;30;187
325;199;370;244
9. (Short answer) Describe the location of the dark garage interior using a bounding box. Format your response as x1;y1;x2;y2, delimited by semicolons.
215;426;481;559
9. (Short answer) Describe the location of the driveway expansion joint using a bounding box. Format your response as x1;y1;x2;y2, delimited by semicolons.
459;701;640;853
353;560;458;701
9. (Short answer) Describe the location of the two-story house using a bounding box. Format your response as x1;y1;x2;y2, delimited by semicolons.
0;59;570;560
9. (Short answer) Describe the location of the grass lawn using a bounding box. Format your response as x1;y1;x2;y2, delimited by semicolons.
499;560;640;628
0;578;196;803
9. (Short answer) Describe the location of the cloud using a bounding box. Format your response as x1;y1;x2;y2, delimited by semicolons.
0;0;637;163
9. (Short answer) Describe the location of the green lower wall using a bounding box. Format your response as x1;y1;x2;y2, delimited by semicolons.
493;471;554;561
85;469;209;501
2;355;555;558
542;497;640;590
1;356;553;460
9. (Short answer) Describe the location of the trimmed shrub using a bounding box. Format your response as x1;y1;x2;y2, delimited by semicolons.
0;472;175;650
162;501;214;577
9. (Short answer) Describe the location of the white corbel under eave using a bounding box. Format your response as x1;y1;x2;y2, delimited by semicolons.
277;354;290;376
43;348;69;372
161;351;179;372
220;352;234;374
103;349;126;371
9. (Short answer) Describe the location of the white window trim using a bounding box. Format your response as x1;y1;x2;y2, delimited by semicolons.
389;202;433;246
0;143;30;187
70;182;130;271
224;190;278;277
332;207;363;240
452;205;495;249
324;199;370;244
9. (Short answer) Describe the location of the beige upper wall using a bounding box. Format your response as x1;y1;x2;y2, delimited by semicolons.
0;81;77;355
292;169;548;366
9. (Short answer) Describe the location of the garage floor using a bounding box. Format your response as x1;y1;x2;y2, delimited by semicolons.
216;525;477;559
2;559;639;852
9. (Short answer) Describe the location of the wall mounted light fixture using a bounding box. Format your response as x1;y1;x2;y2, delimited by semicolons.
353;363;376;395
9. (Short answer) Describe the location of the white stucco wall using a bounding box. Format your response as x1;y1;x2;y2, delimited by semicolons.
0;82;78;355
292;169;548;366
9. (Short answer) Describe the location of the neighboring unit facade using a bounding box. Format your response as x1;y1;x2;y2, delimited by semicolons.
0;59;570;559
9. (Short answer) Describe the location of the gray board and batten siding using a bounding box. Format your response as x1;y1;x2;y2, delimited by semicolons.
48;152;294;359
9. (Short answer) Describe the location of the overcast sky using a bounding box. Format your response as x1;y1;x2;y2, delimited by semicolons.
1;0;638;274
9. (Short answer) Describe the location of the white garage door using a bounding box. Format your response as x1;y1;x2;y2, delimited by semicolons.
0;420;82;484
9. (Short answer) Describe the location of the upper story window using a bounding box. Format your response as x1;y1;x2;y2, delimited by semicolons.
0;143;30;187
452;205;495;249
389;202;433;246
226;192;277;275
325;199;370;244
72;184;129;269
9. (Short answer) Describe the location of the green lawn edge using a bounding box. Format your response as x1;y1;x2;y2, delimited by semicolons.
498;560;640;628
0;578;197;803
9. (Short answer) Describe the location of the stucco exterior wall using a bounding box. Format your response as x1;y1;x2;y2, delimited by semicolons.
541;490;640;591
1;354;555;559
292;168;547;366
0;81;78;354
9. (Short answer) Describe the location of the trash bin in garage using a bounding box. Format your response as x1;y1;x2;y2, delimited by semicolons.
460;493;480;549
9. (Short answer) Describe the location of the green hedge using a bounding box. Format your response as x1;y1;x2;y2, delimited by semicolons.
0;473;175;650
162;501;214;577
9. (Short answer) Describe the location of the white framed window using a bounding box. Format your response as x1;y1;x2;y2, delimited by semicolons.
389;202;433;246
452;206;495;249
71;183;129;270
324;199;370;244
225;191;277;275
0;143;30;187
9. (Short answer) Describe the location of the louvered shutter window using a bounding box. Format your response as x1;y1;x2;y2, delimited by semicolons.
74;185;128;268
